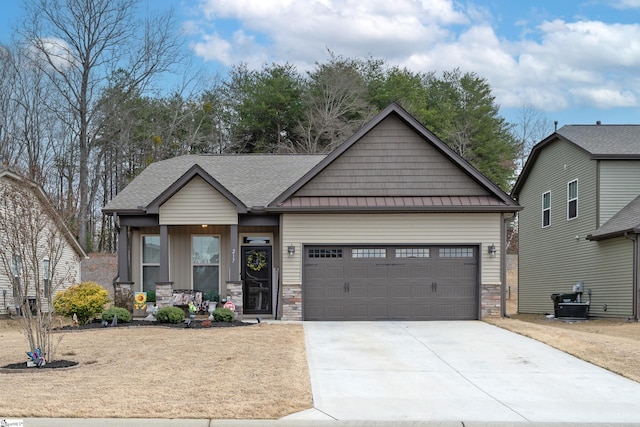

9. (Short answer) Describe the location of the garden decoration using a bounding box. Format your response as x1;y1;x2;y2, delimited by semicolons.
186;300;197;327
26;348;45;367
246;250;267;271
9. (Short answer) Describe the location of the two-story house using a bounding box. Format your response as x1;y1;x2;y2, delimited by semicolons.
512;124;640;319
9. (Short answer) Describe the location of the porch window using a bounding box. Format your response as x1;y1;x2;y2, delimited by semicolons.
542;191;551;227
142;235;160;293
567;180;578;220
192;235;219;293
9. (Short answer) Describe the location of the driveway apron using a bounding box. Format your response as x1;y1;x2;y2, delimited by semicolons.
302;321;640;423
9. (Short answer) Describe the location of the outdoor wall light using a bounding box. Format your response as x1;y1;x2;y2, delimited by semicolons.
287;245;296;256
488;243;497;257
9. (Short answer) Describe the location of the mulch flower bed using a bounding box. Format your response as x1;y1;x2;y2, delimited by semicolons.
55;318;253;330
1;360;79;371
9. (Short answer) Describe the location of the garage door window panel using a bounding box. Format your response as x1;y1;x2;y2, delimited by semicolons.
352;248;386;258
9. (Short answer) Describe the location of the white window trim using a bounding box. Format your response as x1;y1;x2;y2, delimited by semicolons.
141;234;163;292
192;234;221;290
542;191;551;228
567;179;578;220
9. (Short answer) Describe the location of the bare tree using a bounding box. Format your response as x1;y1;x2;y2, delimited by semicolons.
290;54;373;153
0;172;79;363
19;0;185;251
512;103;554;170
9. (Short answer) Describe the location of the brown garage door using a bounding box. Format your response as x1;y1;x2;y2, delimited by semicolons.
303;246;478;321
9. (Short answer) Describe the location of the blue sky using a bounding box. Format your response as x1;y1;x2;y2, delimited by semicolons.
2;0;640;130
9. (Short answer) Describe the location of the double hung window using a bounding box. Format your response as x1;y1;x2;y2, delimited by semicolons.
568;180;578;220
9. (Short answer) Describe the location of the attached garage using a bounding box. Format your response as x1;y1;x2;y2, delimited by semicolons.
303;245;478;320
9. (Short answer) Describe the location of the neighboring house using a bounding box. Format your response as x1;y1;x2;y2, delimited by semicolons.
512;124;640;319
0;167;86;316
103;103;520;321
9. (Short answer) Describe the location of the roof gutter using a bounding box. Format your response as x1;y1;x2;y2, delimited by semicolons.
624;231;638;320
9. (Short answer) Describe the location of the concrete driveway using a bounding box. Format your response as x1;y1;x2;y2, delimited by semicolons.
288;321;640;423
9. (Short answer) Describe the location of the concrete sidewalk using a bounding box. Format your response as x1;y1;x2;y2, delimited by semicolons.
301;321;640;423
16;420;640;427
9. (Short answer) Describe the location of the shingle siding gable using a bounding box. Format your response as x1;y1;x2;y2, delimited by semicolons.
293;115;490;198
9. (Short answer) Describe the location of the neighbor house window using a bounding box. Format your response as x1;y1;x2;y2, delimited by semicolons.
568;180;578;220
542;191;551;227
192;235;219;293
142;235;160;293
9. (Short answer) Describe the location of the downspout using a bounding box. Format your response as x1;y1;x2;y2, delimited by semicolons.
501;213;515;318
624;232;638;320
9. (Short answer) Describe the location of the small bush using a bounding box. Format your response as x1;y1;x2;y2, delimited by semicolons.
201;319;212;328
101;307;131;323
156;306;185;324
213;307;234;323
204;289;219;302
53;282;109;325
146;290;156;303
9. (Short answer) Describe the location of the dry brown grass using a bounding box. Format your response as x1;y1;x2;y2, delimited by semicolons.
0;320;312;419
493;255;640;384
487;315;640;383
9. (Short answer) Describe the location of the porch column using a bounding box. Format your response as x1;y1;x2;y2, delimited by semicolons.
117;225;130;282
229;224;239;281
159;224;169;282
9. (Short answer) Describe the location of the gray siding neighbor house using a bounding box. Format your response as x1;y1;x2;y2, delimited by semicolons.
0;167;86;316
512;125;640;319
103;103;520;321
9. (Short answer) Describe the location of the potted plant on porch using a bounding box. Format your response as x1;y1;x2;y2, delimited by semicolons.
204;290;220;317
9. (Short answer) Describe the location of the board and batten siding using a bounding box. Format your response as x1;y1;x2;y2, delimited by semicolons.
131;225;230;292
518;140;634;318
599;160;640;226
159;176;238;225
294;115;490;198
281;212;501;285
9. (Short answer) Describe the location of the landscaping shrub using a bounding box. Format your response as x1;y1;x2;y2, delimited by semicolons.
213;307;234;323
53;281;109;325
156;306;185;324
101;307;131;323
146;290;156;303
204;289;219;303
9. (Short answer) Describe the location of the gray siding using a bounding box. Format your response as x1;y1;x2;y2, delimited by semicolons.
518;140;634;317
294;115;490;197
159;176;237;225
282;212;502;285
131;225;278;297
599;160;640;226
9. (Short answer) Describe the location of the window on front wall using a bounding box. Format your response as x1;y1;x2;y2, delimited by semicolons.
568;180;578;220
542;191;551;227
192;235;219;293
142;235;160;293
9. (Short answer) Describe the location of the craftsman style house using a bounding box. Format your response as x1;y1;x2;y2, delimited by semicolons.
0;167;86;316
512;125;640;319
103;103;520;321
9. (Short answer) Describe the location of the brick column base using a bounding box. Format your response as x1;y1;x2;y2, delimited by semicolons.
282;283;302;321
226;281;243;320
481;283;502;318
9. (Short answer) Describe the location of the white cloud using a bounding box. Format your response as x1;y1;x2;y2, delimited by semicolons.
189;0;640;114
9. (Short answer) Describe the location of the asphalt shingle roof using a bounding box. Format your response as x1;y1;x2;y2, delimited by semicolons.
557;125;640;156
588;195;640;240
103;154;326;212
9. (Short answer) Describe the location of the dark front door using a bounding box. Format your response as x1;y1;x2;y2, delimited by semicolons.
242;246;272;314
